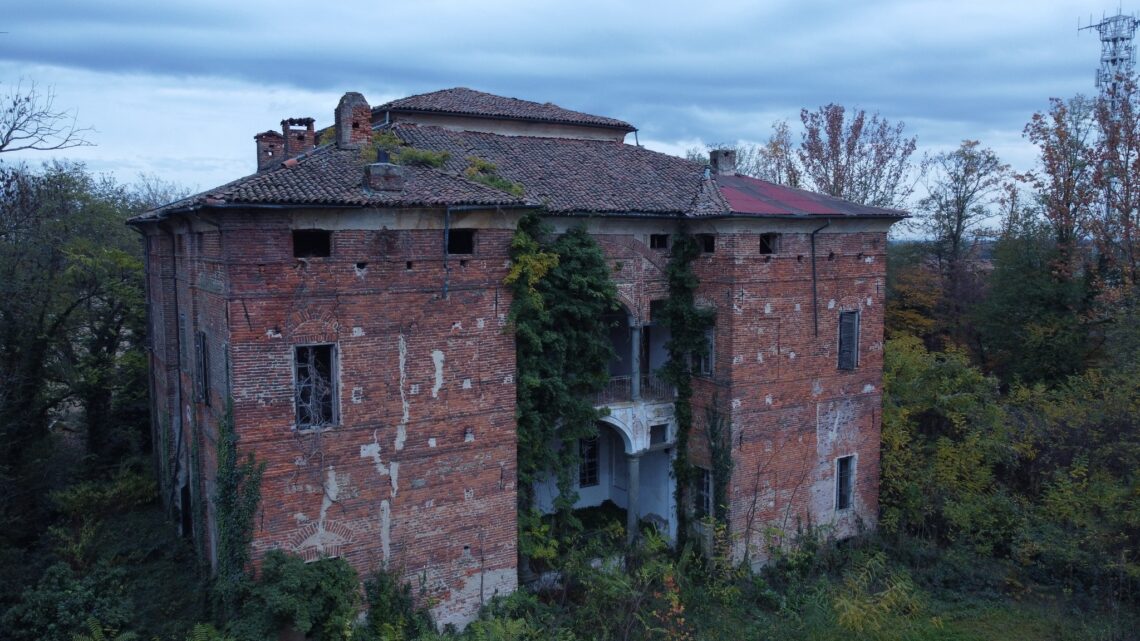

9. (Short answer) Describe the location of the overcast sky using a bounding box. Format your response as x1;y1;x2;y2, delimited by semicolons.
0;0;1120;200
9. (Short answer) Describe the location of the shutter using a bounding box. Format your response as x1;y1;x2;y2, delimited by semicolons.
838;312;858;370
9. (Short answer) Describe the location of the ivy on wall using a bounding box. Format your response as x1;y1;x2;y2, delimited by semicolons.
659;226;716;545
506;214;619;562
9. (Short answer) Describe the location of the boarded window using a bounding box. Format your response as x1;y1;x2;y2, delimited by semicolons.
448;229;475;255
649;233;669;250
295;344;337;428
293;229;331;258
759;233;780;255
838;311;859;370
579;437;599;487
836;455;854;510
696;233;715;253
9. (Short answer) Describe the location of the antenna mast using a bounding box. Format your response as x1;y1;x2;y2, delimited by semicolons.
1080;11;1140;98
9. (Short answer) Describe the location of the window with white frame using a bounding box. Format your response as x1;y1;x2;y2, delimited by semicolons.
694;467;713;518
294;344;337;429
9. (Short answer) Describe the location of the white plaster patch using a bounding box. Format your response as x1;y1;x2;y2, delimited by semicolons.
864;256;874;263
794;303;802;312
866;297;873;307
817;399;856;448
314;466;340;555
428;437;437;448
352;386;364;404
430;568;518;630
757;352;765;363
765;394;773;405
380;499;391;567
812;380;823;397
266;328;282;339
294;512;309;523
360;431;390;476
828;299;836;310
731;398;742;409
452;321;463;331
462;378;472;389
464;429;475;443
464;488;475;500
389;461;399;497
788;351;796;360
732;355;744;365
352;326;365;337
397;336;409;450
863;384;875;393
425;498;434;508
476;318;485;329
431;350;445;398
764;302;773;314
503;374;513;384
411;384;420;395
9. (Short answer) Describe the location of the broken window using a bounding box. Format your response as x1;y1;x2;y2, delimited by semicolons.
838;311;860;370
649;233;669;250
293;229;331;258
195;331;210;406
294;344;337;429
447;229;475;255
696;233;715;253
691;327;715;377
759;233;780;255
579;436;599;487
836;455;855;510
694;468;713;518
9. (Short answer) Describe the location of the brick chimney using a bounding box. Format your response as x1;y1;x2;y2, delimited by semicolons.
282;117;316;158
710;149;737;175
336;92;372;149
254;130;284;172
365;162;406;191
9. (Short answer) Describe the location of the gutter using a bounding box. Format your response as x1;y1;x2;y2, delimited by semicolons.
810;219;831;337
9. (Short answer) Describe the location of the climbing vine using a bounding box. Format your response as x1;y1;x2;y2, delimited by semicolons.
506;213;618;562
705;402;733;524
659;226;716;545
211;401;265;623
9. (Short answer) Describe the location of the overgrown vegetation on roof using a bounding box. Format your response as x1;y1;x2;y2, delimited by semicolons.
465;156;525;196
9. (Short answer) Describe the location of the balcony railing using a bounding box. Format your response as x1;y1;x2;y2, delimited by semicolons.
594;374;675;406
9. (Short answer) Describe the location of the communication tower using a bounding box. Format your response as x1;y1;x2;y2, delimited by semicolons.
1080;12;1140;98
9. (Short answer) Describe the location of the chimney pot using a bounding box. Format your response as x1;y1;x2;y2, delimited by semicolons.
710;149;737;175
365;162;406;191
282;117;316;158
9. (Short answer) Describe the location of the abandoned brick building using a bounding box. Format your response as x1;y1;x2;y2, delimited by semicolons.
130;88;904;626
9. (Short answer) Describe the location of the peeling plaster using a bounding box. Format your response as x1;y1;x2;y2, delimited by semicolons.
862;384;875;393
476;318;485;329
431;350;446;398
428;437;437;448
397;335;409;450
764;302;773;314
352;326;365;336
360;430;390;476
389;462;399;497
380;499;391;567
462;378;472;389
827;299;836;309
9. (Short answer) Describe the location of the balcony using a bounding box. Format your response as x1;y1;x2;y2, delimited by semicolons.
594;374;674;406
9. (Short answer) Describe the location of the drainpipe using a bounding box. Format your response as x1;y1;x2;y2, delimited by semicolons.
810;219;831;337
630;316;641;402
443;207;452;299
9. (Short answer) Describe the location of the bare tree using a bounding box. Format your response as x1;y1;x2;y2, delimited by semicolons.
0;79;94;153
799;104;920;208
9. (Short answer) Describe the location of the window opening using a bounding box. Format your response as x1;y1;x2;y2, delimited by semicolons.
838;311;860;370
691;327;715;376
650;424;668;446
579;436;599;487
836;455;854;510
293;229;331;258
448;229;475;255
295;344;337;428
695;468;713;518
759;233;780;255
195;331;210;406
649;233;670;250
696;233;715;253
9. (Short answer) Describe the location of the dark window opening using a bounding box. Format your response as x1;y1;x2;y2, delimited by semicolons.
180;485;193;538
459;259;469;267
759;233;780;255
579;437;599;487
650;424;668;446
649;300;666;324
293;229;331;258
406;261;414;270
695;468;713;518
697;233;715;253
448;229;475;255
195;331;210;406
295;344;337;429
691;327;715;377
836;455;854;510
650;233;670;250
838;311;859;370
355;262;368;270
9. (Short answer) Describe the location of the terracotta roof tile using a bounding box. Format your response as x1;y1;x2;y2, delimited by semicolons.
375;87;635;132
